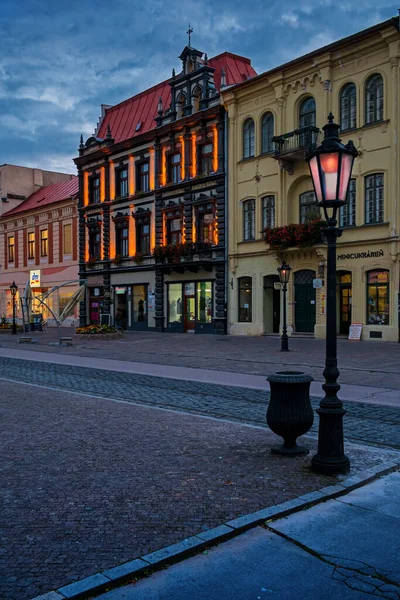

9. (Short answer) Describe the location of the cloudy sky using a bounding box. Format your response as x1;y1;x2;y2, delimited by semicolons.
0;0;398;175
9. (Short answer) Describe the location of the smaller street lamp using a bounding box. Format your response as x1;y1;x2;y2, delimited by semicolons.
306;113;358;475
10;281;18;335
277;261;291;352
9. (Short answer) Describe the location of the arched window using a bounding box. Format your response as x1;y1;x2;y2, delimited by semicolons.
299;97;316;128
243;118;255;159
365;74;383;124
176;93;186;119
365;173;384;224
192;86;202;113
238;277;252;322
261;112;274;153
340;83;357;131
243;199;255;240
299;191;319;224
367;270;389;326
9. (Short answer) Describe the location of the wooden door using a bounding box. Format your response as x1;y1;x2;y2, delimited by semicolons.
184;297;195;332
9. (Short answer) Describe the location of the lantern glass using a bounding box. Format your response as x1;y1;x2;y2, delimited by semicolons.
10;282;17;297
278;262;291;285
309;156;323;203
338;153;354;202
320;152;339;202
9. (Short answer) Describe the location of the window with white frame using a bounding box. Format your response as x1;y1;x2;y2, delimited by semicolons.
262;196;275;229
365;173;384;224
243;199;255;240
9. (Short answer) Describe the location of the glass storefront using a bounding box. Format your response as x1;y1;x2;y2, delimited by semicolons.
132;285;148;329
367;270;389;325
197;282;212;325
168;283;183;329
167;281;213;333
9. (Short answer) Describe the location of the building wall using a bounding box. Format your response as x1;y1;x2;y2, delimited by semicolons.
223;20;400;342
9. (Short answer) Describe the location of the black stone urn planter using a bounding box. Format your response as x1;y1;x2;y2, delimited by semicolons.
266;371;314;456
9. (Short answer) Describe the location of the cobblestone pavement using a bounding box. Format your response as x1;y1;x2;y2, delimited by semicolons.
0;379;396;600
1;329;400;388
1;357;400;450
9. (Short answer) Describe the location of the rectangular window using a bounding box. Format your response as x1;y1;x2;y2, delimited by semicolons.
136;217;150;255
63;224;72;255
238;277;252;322
367;270;389;325
116;167;128;198
300;191;319;224
200;144;213;176
339;179;356;227
243;200;255;241
138;161;149;192
133;285;147;323
28;232;35;259
8;236;15;262
168;283;183;325
169;153;181;184
165;210;182;245
365;174;384;224
262;196;275;229
89;176;100;204
196;281;212;324
196;202;214;244
116;225;129;257
40;229;48;257
89;228;101;260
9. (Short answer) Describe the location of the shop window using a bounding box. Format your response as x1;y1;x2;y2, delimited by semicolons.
168;283;182;325
196;202;214;244
89;175;100;204
165;209;182;245
63;224;72;255
197;281;212;324
88;227;101;260
300;191;319;224
133;285;147;323
168;153;181;184
243;119;255;159
116;165;128;198
261;112;274;153
339;179;356;227
116;224;129;257
262;196;275;229
340;83;357;131
137;161;149;192
200;144;213;176
136;215;150;255
238;277;252;322
40;229;48;257
243;199;255;241
365;173;384;224
8;236;14;262
365;74;383;125
367;270;389;325
28;232;35;259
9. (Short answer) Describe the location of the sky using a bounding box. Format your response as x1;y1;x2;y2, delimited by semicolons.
0;0;398;175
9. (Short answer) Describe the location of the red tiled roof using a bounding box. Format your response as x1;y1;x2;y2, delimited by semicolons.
2;177;78;217
97;52;257;144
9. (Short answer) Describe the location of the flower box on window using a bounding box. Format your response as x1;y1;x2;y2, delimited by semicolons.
263;219;327;250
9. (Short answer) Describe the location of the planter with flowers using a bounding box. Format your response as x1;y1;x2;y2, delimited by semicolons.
75;324;123;340
263;219;327;250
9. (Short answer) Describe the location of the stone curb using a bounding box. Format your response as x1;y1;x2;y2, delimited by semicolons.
31;459;400;600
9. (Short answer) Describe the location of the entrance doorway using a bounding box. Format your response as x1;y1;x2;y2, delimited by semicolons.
294;270;316;333
263;275;280;334
184;296;195;332
337;272;352;335
89;287;104;324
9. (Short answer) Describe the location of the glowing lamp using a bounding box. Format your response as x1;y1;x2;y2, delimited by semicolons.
10;281;18;296
277;261;291;286
306;113;357;213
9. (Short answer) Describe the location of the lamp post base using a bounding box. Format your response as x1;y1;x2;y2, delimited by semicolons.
311;403;350;475
311;453;350;475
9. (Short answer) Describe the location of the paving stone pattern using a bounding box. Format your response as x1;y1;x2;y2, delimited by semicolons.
1;356;400;449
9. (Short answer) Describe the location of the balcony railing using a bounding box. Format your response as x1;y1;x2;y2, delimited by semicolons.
154;242;221;272
273;126;320;157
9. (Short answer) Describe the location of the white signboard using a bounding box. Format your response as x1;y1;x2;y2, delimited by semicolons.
313;278;323;289
30;270;40;288
348;323;363;341
273;282;282;290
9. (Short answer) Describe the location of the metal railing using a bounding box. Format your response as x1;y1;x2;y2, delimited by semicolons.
273;126;320;156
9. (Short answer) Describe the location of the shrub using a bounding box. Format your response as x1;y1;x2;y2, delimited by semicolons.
75;325;117;334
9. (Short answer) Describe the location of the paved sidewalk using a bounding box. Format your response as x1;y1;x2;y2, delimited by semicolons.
1;379;398;600
97;471;400;600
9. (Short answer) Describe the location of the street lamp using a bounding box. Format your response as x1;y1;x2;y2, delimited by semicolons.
306;112;357;475
10;281;18;335
277;261;291;352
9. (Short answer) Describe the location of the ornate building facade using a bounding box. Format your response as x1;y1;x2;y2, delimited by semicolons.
75;44;256;333
222;17;400;342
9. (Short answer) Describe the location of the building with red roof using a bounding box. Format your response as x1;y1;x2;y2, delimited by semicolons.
75;42;256;332
0;173;80;327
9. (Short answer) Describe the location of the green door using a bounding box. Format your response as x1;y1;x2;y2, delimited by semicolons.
294;270;316;333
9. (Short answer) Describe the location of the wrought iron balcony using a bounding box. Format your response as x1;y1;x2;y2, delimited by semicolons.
154;242;222;273
273;126;320;158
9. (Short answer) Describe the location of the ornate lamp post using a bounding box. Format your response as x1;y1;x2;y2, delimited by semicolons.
306;113;357;475
277;261;291;352
10;281;18;335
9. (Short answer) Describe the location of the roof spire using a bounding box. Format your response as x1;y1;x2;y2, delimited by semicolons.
186;23;193;46
220;69;227;88
79;134;84;149
204;53;208;65
157;97;163;115
106;124;112;139
172;68;176;79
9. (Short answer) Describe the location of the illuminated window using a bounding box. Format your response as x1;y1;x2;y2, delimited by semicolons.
165;209;182;244
340;83;357;131
238;277;252;322
243;119;255;159
40;229;48;257
243;199;255;240
365;74;383;124
8;236;14;262
168;153;181;184
367;270;389;325
63;224;72;255
196;202;214;244
365;174;383;224
300;191;319;224
28;232;35;259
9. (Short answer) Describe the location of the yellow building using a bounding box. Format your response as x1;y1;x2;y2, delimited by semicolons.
222;17;400;342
